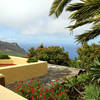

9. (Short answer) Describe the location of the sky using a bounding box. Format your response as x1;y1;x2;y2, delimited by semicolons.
0;0;100;49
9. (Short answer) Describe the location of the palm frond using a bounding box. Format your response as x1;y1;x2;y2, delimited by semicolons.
75;22;100;42
49;0;72;17
49;0;100;42
70;1;100;21
68;15;100;30
66;3;84;11
76;28;100;43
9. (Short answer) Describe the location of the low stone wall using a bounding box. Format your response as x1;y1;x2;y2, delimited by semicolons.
0;61;48;85
0;85;27;100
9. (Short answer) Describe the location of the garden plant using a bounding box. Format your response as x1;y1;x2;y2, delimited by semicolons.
12;78;69;100
0;54;10;59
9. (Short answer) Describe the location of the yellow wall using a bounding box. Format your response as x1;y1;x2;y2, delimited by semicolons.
0;73;5;78
0;56;27;65
0;56;48;100
0;59;13;64
0;61;48;85
0;85;27;100
9;56;28;64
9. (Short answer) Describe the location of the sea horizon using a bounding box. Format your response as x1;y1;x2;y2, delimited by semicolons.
19;43;80;59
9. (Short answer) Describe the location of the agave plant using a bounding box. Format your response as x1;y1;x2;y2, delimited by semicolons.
90;58;100;83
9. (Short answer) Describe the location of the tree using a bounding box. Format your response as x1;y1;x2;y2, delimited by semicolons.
49;0;100;43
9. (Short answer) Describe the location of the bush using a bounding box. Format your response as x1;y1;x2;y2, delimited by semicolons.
62;72;92;100
77;42;100;69
63;72;92;88
27;56;38;63
27;45;70;66
68;58;83;68
69;42;100;69
0;55;10;59
67;42;100;99
84;84;100;100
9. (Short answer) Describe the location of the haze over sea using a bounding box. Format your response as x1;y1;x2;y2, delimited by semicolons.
19;37;99;59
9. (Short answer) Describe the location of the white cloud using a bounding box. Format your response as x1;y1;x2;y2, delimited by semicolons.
0;0;72;35
21;16;70;35
0;0;89;36
0;0;52;27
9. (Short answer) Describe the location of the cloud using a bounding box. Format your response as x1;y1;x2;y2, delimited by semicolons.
0;0;51;27
0;36;18;42
0;0;73;36
0;0;91;36
21;17;70;35
0;0;99;46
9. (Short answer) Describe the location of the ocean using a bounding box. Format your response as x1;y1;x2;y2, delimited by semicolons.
20;43;80;59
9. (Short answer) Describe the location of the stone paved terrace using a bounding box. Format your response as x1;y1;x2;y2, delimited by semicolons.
6;64;80;89
38;64;79;84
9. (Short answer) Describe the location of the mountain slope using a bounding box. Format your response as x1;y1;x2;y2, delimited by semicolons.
0;41;26;57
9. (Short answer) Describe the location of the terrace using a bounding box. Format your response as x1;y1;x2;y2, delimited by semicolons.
0;56;79;100
0;56;48;100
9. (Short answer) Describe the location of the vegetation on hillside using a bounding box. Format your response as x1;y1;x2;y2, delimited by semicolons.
0;49;25;57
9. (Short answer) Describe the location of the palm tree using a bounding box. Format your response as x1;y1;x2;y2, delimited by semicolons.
49;0;100;43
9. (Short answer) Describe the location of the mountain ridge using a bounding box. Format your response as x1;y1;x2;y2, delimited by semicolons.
0;41;26;56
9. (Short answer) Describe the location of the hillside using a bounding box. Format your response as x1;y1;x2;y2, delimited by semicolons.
0;41;26;57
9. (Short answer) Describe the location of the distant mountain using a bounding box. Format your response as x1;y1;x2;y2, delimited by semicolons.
0;41;26;57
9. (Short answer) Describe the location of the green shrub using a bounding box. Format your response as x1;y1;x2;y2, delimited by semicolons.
76;42;100;69
27;47;36;58
68;58;83;68
27;45;70;66
27;56;38;63
0;55;10;59
63;72;91;88
69;42;100;69
84;84;100;100
62;73;92;100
